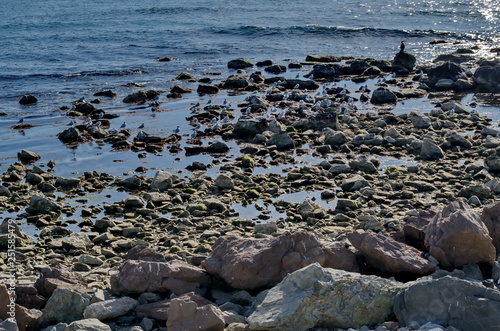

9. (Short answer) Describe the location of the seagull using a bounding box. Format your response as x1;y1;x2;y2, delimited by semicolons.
77;96;85;102
120;122;127;128
222;115;230;122
192;102;200;108
249;78;254;83
210;118;217;124
93;121;102;127
138;123;145;129
174;125;180;134
295;73;300;78
245;107;251;115
191;117;199;123
223;99;228;105
206;99;212;105
190;131;197;139
294;84;300;89
109;127;118;135
67;120;75;126
194;124;201;130
17;118;24;124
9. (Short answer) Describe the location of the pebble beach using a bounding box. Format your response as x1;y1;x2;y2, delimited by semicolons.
2;44;500;331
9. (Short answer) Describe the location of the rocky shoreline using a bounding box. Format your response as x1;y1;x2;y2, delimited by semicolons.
2;47;500;330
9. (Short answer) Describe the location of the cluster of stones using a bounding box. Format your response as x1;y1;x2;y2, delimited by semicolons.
3;48;500;330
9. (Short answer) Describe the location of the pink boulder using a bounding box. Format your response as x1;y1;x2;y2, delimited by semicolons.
425;201;496;269
166;293;225;331
110;259;211;295
322;245;361;273
0;284;40;331
34;262;88;298
347;230;437;277
201;231;325;290
481;200;500;250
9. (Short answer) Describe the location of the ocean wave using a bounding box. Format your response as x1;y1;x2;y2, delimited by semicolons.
0;69;146;81
212;25;466;39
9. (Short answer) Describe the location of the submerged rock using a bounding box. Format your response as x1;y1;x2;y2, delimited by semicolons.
248;263;402;330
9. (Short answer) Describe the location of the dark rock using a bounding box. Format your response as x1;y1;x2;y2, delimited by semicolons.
0;284;41;331
40;288;89;327
93;90;117;98
17;150;41;163
176;72;196;80
197;84;219;95
481;201;500;251
207;141;230;153
58;127;81;143
474;65;500;92
26;195;61;214
202;231;325;290
19;95;38;105
234;117;269;136
427;61;466;86
157;57;173;62
264;65;287;74
123;90;161;103
305;54;340;63
34;262;88;298
223;75;249;89
322;245;361;273
73;102;97;115
267;132;294;150
227;59;253;69
284;79;320;90
370;87;397;104
393;51;416;73
256;60;273;67
309;64;336;79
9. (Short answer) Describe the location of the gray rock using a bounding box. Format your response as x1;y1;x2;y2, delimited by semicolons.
40;323;68;331
234;117;269;136
324;130;348;146
0;319;19;331
393;51;416;72
224;75;249;89
150;170;178;192
40;288;90;326
64;319;111;331
215;174;234;190
26;195;61;214
248;263;402;330
427;61;466;86
349;156;378;173
55;177;81;189
62;233;92;250
0;185;11;196
409;111;431;129
341;175;371;191
17;149;41;163
473;65;500;92
435;78;455;90
309;64;336;79
228;59;254;69
267;132;294;150
394;276;500;331
446;131;472;149
420;139;444;160
329;163;351;175
123;196;145;209
83;297;139;320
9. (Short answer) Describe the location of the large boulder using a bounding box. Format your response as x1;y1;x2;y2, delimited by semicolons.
394;276;500;331
223;75;249;89
347;231;437;277
202;231;325;290
40;288;90;327
234;117;269;137
426;61;466;86
308;64;336;79
322;245;361;273
481;201;500;250
420;138;444;161
34;263;88;298
150;170;178;192
65;319;111;331
228;58;254;69
26;195;61;214
370;88;397;104
409;111;431;129
17;150;41;163
424;201;496;269
166;293;225;331
393;51;417;73
0;284;40;331
110;259;211;295
267;132;294;150
123;90;160;103
248;263;402;330
293;112;339;131
473;65;500;92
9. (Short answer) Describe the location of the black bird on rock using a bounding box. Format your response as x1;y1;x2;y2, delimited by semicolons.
400;41;405;53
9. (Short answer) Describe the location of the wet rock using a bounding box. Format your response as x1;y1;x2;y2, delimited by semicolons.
197;84;219;94
424;201;496;269
224;75;249;89
294;112;338;131
305;54;340;63
324;130;348;147
110;259;211;295
34;263;89;298
349;156;378;173
420;139;444;160
150;170;178;192
123;90;160;103
0;284;40;331
202;231;325;290
347;231;437;277
40;288;90;327
26;195;61;214
62;233;92;250
123;196;145;209
341;175;371;192
473;65;500;92
486;156;500;173
215;174;234;190
0;319;18;331
458;183;492;200
322;245;361;273
166;293;225;331
329;163;352;175
309;64;336;78
0;184;11;196
17;150;41;163
393;51;416;73
234;118;269;136
94;89;117;98
248;263;402;330
228;58;254;69
256;60;273;67
83;297;139;320
267;132;294;150
116;176;142;190
207;141;230;153
409;111;431;129
65;319;111;331
435;78;455;90
394;276;500;331
427;61;466;86
124;246;166;262
265;64;287;74
19;94;38;105
176;71;196;80
284;79;319;90
58;127;81;143
54;177;80;189
446;131;472;149
370;87;397;104
481;201;500;250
